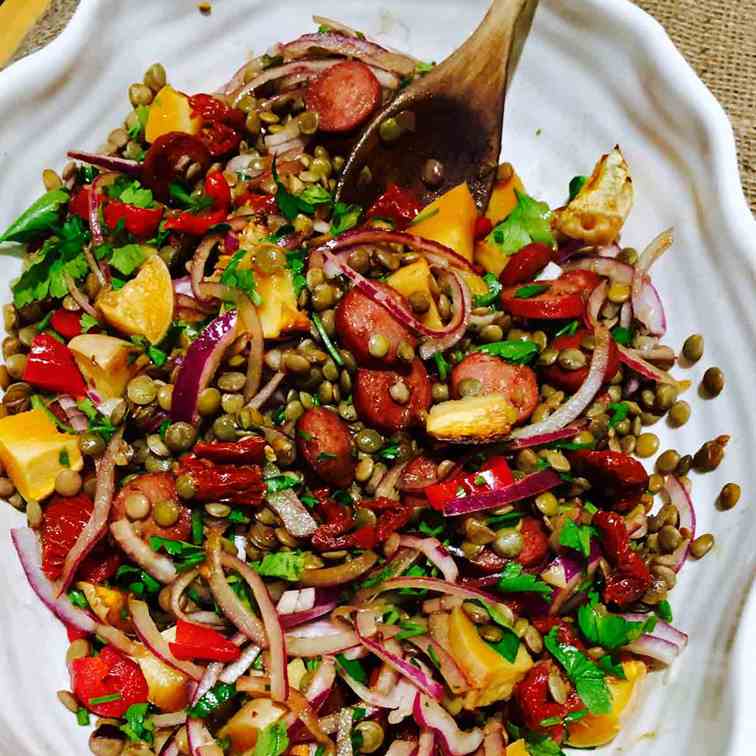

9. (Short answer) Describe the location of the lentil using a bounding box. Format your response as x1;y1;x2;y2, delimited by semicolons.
127;376;157;405
702;367;725;396
717;482;741;511
125;493;151;520
492;528;524;558
656;449;680;475
55;469;82;497
668;400;690;427
682;334;704;362
635;433;660;458
367;333;389;359
690;533;715;558
458;377;482;397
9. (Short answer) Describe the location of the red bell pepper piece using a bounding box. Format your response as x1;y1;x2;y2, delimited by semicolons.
69;186;92;220
474;216;493;240
103;199;163;238
193;435;266;464
365;184;423;229
23;333;87;396
50;309;83;339
517;516;551;567
169;619;241;662
593;510;652;607
71;645;149;717
164;170;231;235
425;457;514;511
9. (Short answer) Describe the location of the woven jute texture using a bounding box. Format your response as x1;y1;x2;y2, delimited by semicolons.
9;0;756;210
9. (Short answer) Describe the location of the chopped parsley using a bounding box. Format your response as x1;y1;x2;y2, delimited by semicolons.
330;201;362;235
254;721;289;756
187;681;236;719
555;319;579;337
395;621;426;641
656;600;673;623
472;272;503;308
169;181;215;213
486;628;521;663
568;175;588;201
265;473;301;494
220;248;262;305
76;707;90;727
89;693;122;706
68;589;88;609
148;537;205;571
336;654;367;684
376;442;401;461
577;593;656;651
607;401;630;427
434;351;450;380
559;519;597;559
486;190;554;257
611;325;633;345
80;312;100;333
312;312;344;366
286;248;307;296
127;105;150;141
109;178;155;209
514;283;550;299
497;561;553;598
476;338;539;364
59;449;71;468
0;188;70;244
110;244;148;276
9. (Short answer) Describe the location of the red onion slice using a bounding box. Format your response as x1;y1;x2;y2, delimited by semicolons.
663;475;696;572
375;460;408;500
285;619;358;657
248;371;286;410
170;569;223;629
380;576;506;609
417;731;436;756
158;731;181;756
190;234;223;303
237;293;264;402
110;520;177;583
63;271;98;319
56;394;89;432
585;279;608;328
483;729;506;756
356;628;444;701
58;428;122;594
68;151;142;177
220;552;288;701
219;643;261;684
632;229;672;336
283;32;416;77
413;693;484;755
407;635;469;694
443;469;561;516
266;489;318;538
398;536;459;582
191;662;223;707
564;256;634;283
11;527;97;633
279;602;338;630
510;325;611;440
277;587;316;615
206;535;266;646
504;422;586;450
386;742;417;756
171;310;238;423
129;598;204;681
152;712;187;729
624;635;681;666
231;60;338;103
187;718;215;756
617;345;679;385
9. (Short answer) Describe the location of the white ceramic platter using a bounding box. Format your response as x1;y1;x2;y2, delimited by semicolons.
0;1;754;754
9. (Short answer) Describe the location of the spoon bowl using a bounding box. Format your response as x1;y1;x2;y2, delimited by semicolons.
336;0;539;211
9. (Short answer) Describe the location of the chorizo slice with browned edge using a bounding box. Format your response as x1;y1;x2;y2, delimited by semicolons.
335;284;417;367
296;407;355;488
354;359;432;434
111;472;192;541
450;352;538;423
304;60;382;133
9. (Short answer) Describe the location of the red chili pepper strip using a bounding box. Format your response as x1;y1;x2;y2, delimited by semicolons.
514;660;584;743
179;457;265;506
22;333;87;396
164;170;231;235
193;435;267;465
71;645;149;717
169;619;241;663
50;309;83;339
593;510;652;607
69;186;92;220
142;132;211;202
102;199;163;238
425;458;514;512
365;184;424;229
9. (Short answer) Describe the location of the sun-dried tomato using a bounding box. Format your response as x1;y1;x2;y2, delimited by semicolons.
569;450;648;513
193;435;266;465
178;457;265;506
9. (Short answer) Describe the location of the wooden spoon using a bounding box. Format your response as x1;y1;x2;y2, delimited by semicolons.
336;0;538;211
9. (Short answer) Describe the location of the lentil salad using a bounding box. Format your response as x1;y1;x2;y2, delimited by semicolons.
0;14;738;756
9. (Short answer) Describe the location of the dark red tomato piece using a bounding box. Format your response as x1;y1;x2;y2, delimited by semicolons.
541;329;620;393
517;516;550;567
365;184;425;229
569;450;648;513
71;645;149;717
305;60;381;133
42;494;121;583
499;243;553;286
50;309;83;339
69;186;91;220
474;216;493;240
142;132;211;202
531;617;586;651
111;472;192;541
450;352;538;424
501;270;602;320
398;455;438;493
66;624;90;642
169;620;241;663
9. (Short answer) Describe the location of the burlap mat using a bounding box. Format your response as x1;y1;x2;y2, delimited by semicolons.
9;0;756;211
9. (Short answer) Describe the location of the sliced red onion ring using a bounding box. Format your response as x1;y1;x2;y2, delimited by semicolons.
379;576;504;608
206;536;266;645
128;598;204;681
56;394;89;432
586;279;608;329
58;428;122;594
504;422;587;450
63;271;98;319
220;552;288;702
158;730;180;756
664;475;696;572
617;345;679;385
546;543;602;615
443;469;561;516
277;587;316;615
510;326;611;440
110;520;177;583
94;623;141;657
219;643;260;684
11;527;96;633
266;489;318;538
191;661;222;707
248;370;286;410
413;693;484;755
337;666;405;709
88;173;111;246
356;628;444;701
283;32;416;77
269;136;307;158
279;603;338;630
417;731;436;756
152;711;187;729
231;60;338;104
187;718;215;756
564;256;634;283
190;234;223;303
407;635;469;694
375;460;408;500
398;535;459;582
624;635;681;666
621;615;688;648
171;310;238;423
483;729;505;756
237;293;264;402
170;568;223;629
285;618;359;657
386;742;417;756
632;229;672;336
68;150;142;177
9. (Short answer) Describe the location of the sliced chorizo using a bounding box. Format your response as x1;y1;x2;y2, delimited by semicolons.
450;352;538;423
296;407;355;488
335;285;417;367
111;472;192;542
304;60;381;133
353;359;432;434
